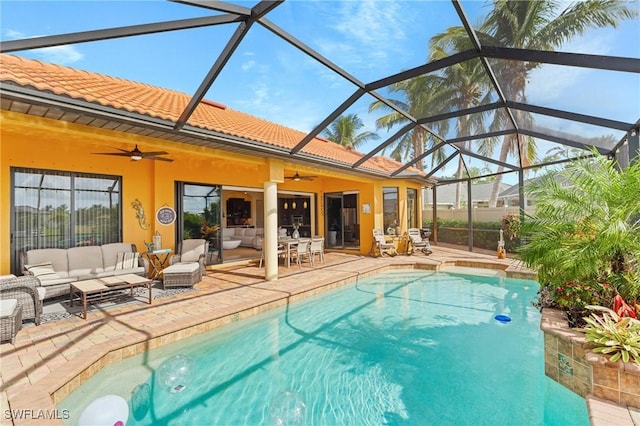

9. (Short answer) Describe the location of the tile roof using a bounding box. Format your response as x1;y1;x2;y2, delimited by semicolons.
0;54;424;178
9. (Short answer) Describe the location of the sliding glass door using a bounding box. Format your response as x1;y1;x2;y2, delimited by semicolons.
324;192;359;249
176;183;222;265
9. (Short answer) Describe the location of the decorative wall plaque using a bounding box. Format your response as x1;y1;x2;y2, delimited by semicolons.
156;206;176;226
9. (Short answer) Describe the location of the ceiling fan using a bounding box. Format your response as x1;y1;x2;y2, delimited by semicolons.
92;145;173;162
285;171;316;181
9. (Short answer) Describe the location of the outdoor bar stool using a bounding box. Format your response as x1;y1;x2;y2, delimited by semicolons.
0;299;22;344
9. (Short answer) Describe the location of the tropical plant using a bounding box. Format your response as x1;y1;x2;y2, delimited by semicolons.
322;114;379;149
519;150;640;318
579;305;640;364
477;0;637;207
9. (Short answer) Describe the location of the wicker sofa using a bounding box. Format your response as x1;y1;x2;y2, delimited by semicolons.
19;243;148;301
0;275;43;325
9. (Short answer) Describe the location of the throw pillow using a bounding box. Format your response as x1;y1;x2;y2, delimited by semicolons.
115;252;139;270
25;262;59;279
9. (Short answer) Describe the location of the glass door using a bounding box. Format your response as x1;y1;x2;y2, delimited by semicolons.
176;183;222;265
324;192;360;249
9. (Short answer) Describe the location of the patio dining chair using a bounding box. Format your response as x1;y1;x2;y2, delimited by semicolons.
310;237;325;265
290;239;312;267
371;229;397;257
258;240;286;268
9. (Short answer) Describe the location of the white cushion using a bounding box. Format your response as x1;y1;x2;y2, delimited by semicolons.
244;228;256;237
222;228;236;239
101;243;134;270
164;263;199;273
25;262;61;280
115;252;139;270
0;299;17;316
25;248;68;274
179;240;206;262
68;246;104;276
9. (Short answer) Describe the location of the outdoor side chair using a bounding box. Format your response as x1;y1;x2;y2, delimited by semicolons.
408;228;433;255
370;229;397;257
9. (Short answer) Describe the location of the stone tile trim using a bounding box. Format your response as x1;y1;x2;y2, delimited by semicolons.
541;308;640;425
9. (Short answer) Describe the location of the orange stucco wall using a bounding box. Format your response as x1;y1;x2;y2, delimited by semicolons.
0;110;423;274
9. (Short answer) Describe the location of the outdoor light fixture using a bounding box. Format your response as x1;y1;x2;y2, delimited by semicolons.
130;146;143;161
292;201;297;209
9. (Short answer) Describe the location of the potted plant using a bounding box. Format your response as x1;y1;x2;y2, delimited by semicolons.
200;221;220;245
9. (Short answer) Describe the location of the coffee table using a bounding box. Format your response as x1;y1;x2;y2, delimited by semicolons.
222;238;242;250
69;274;152;319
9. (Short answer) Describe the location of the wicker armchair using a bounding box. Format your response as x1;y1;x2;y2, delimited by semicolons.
170;239;209;278
0;275;43;326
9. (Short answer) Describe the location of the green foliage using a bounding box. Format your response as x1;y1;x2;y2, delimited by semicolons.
501;213;520;241
553;281;613;327
579;305;640;365
518;151;640;308
423;219;520;252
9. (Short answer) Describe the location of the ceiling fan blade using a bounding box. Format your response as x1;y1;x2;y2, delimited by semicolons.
141;151;169;156
144;156;174;162
92;152;132;157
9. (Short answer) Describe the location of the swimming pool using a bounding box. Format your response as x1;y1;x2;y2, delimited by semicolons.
59;268;589;425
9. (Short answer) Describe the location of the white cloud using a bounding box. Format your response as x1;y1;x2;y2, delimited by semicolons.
3;29;83;64
35;45;83;65
312;0;407;70
241;60;256;71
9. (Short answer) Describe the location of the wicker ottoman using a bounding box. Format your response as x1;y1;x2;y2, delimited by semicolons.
1;299;22;344
162;263;201;289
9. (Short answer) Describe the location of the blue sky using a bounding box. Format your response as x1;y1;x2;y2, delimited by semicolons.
2;1;639;180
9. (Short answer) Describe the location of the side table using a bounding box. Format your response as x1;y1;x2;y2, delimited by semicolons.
144;249;173;280
0;299;22;344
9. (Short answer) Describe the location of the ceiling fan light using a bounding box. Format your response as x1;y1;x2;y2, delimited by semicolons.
293;176;301;181
131;145;143;161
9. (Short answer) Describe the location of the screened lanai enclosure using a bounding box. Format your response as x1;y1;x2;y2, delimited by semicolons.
2;0;639;253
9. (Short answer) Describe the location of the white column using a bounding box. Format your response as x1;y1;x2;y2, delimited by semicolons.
264;180;279;281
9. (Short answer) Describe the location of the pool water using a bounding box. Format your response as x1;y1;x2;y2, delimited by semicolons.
60;269;589;425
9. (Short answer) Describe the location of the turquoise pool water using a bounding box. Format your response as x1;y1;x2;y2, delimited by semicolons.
60;269;589;425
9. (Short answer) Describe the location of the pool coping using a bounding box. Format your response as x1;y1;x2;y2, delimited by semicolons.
0;252;631;425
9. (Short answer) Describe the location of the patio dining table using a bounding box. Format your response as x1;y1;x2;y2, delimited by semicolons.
278;237;298;268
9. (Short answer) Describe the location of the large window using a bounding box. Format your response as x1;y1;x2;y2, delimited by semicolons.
407;188;418;229
11;168;121;273
382;187;398;233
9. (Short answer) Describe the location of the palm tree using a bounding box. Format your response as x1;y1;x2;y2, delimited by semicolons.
322;113;379;149
429;29;495;208
369;74;452;170
478;0;637;206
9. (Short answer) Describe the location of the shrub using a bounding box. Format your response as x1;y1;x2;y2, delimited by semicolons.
519;150;640;316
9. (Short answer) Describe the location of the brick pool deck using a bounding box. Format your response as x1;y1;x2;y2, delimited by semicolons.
0;246;635;425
